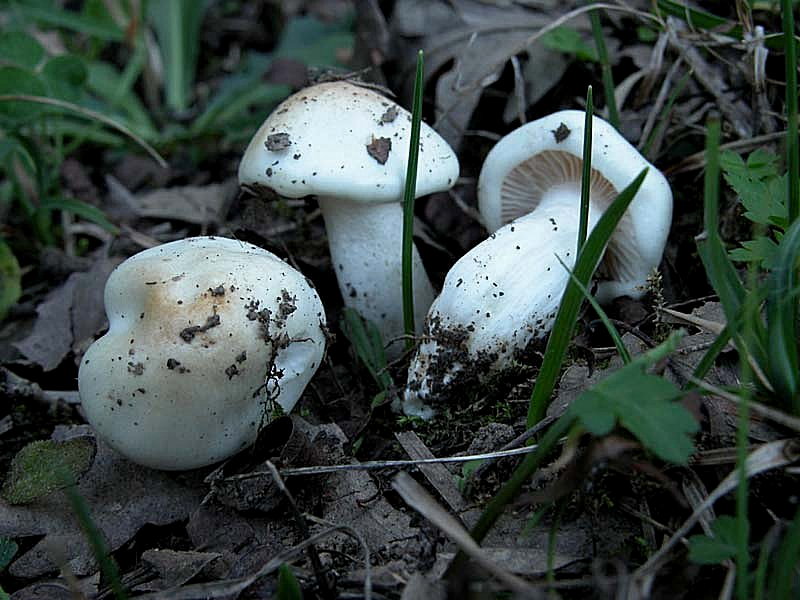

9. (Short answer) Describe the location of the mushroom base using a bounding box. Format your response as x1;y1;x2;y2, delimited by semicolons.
404;197;602;417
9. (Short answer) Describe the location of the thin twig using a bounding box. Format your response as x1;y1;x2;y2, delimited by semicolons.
264;461;333;599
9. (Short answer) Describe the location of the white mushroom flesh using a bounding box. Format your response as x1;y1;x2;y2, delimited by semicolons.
78;237;327;470
404;188;601;415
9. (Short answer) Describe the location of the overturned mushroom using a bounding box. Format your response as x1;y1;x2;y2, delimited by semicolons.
78;237;326;470
403;111;672;416
238;81;459;356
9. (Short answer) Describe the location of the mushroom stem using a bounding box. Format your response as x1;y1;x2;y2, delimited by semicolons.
318;196;435;355
403;186;603;416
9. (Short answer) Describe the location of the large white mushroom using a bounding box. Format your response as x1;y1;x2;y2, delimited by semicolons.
78;236;326;470
403;111;672;416
238;81;459;356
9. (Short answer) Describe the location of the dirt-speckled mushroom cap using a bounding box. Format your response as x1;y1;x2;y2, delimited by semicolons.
77;237;326;471
477;110;672;302
238;81;460;202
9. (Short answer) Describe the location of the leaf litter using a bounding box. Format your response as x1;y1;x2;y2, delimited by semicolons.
2;0;800;597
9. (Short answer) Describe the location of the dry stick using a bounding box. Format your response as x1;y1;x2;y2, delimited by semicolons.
392;472;535;596
664;18;753;139
302;514;372;599
666;131;787;174
688;376;800;433
223;444;543;479
263;461;333;600
638;57;684;154
133;524;370;600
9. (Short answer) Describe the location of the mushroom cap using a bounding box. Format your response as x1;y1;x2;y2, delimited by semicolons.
477;110;672;302
238;81;460;202
78;237;326;470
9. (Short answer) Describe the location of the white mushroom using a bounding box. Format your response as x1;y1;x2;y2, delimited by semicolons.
78;236;326;470
403;111;672;416
238;81;459;356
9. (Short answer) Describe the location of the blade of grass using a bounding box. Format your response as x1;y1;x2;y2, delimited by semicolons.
0;94;166;167
655;1;741;37
149;0;209;113
464;414;576;548
589;7;619;129
527;168;648;428
401;50;424;350
10;3;125;41
577;86;593;254
61;473;127;599
699;117;754;600
782;0;799;223
555;254;631;364
770;505;800;599
764;218;800;409
689;323;731;383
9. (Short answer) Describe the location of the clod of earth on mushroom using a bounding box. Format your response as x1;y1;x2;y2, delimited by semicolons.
403;111;673;417
238;81;460;357
78;237;327;470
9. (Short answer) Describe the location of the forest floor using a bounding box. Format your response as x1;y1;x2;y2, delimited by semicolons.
1;1;799;599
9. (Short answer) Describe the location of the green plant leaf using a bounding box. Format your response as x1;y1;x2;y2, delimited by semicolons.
0;537;18;572
149;0;212;112
41;54;89;102
277;563;302;600
0;66;47;120
1;437;97;504
39;196;119;233
729;236;780;268
569;332;698;465
764;217;800;409
0;31;45;69
340;307;392;391
541;26;598;61
688;515;739;564
86;61;157;134
11;1;124;41
0;238;21;322
275;15;355;67
720;149;786;227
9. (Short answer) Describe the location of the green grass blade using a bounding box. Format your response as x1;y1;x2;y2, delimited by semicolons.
696;117;768;374
577;86;593;254
770;505;800;599
340;308;392;391
655;1;741;37
10;3;124;41
697;117;746;321
0;94;166;166
467;413;575;545
527;168;648;428
782;0;799;223
62;475;127;599
555;254;631;364
149;0;210;112
689;323;732;383
402;50;424;350
764;218;800;408
589;8;619;130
